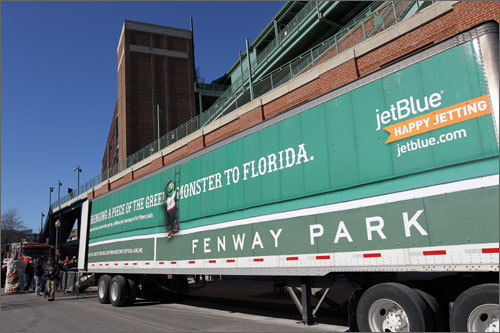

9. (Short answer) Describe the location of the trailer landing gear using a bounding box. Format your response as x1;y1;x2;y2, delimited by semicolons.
286;284;312;325
285;280;333;326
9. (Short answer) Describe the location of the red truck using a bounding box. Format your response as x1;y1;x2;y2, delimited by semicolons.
2;243;51;275
18;243;52;263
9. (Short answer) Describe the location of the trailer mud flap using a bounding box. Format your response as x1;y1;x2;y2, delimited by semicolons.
347;288;364;332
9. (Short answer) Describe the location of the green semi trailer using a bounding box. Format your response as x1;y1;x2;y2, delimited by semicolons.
78;23;499;331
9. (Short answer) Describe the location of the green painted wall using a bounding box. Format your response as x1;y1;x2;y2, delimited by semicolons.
89;238;154;263
157;186;499;260
89;40;498;248
88;186;499;262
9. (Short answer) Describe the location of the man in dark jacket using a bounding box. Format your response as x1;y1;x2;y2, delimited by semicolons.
33;257;45;296
24;260;34;292
43;257;60;301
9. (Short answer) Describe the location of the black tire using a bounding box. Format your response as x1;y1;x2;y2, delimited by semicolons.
415;288;449;332
450;283;499;332
98;275;112;304
356;282;434;332
126;278;137;306
110;275;128;307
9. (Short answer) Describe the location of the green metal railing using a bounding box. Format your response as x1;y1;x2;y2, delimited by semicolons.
205;1;433;125
195;82;229;93
51;0;433;209
250;1;433;96
254;1;320;69
49;174;102;209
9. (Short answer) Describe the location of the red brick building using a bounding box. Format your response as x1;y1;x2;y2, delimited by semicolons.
102;20;197;174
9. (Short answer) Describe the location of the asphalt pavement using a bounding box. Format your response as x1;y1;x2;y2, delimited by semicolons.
1;286;349;332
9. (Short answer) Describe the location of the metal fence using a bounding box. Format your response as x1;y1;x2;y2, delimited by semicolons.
51;0;433;209
195;82;229;93
59;271;94;297
254;1;319;69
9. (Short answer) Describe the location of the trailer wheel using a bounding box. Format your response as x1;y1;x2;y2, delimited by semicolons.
450;283;499;332
415;289;448;332
110;275;128;307
98;275;112;304
126;278;137;306
356;283;434;332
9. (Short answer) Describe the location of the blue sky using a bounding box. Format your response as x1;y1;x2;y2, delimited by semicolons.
1;1;283;233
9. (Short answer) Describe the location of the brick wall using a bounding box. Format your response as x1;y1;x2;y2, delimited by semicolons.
123;32;196;157
163;136;205;165
102;21;196;171
262;58;359;119
102;102;118;172
240;106;265;130
204;119;241;147
117;29;128;163
357;1;499;76
318;59;359;95
94;2;498;199
110;173;132;191
132;157;163;180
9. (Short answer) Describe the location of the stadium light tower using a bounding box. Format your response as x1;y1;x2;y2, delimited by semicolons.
49;186;54;209
73;166;82;195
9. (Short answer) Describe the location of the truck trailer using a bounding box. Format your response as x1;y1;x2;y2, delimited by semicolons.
78;22;499;332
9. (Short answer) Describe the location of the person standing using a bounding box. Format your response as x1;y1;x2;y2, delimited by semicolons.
43;257;60;301
40;257;48;296
24;260;34;292
164;180;179;239
33;258;44;296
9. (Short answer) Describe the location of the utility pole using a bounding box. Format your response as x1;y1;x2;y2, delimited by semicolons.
245;38;254;101
57;180;62;260
40;212;45;243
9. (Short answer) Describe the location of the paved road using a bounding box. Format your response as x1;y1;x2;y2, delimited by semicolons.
1;289;348;332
